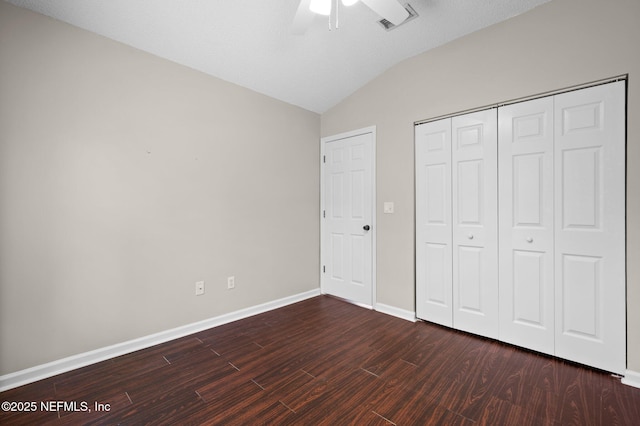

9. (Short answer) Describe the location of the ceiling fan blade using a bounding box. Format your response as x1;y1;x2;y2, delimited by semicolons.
292;0;315;35
361;0;409;25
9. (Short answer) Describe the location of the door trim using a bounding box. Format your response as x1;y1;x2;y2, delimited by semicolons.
320;126;376;308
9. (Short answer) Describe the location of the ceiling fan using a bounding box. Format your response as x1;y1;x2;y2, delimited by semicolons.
292;0;411;34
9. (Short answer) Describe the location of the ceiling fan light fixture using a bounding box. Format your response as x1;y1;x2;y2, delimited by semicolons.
341;0;359;6
310;0;332;15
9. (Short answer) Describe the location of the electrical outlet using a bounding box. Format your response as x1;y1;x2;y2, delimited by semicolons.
195;281;205;296
227;276;235;290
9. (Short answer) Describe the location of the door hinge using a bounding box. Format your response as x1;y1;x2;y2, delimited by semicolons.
323;155;326;163
323;210;326;218
323;265;326;273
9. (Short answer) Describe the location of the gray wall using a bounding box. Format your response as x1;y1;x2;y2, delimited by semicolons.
0;1;320;375
322;0;640;372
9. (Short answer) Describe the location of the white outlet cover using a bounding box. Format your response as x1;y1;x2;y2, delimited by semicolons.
384;202;394;214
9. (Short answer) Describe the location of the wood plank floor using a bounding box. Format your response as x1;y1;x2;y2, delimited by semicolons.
2;295;639;425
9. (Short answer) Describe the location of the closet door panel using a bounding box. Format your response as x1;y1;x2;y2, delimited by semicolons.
415;119;453;326
498;97;555;355
452;109;499;339
554;81;626;374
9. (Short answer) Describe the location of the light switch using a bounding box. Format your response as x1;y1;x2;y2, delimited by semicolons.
383;202;394;214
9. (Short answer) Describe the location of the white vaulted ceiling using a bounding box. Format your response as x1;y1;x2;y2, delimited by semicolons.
6;0;550;113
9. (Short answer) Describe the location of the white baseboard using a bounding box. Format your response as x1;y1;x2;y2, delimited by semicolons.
621;369;640;389
0;289;321;392
375;303;416;322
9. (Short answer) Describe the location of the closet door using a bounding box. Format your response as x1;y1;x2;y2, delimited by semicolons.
452;110;499;339
415;119;453;326
498;97;555;355
554;81;626;374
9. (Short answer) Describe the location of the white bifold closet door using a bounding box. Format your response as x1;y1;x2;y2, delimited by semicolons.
498;81;625;374
418;81;625;374
416;110;498;338
552;82;626;374
415;119;453;326
498;96;555;355
451;111;499;339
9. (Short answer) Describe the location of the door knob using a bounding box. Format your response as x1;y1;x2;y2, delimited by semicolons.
363;225;371;231
467;234;474;240
526;237;533;243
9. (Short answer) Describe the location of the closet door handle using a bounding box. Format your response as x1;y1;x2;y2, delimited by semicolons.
363;225;371;231
526;237;533;243
467;234;474;240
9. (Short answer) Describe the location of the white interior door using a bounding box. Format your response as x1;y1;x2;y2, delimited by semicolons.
498;97;555;355
322;129;374;306
451;110;499;339
415;119;453;326
553;81;626;374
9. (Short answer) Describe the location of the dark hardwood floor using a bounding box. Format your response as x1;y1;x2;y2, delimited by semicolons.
2;295;639;425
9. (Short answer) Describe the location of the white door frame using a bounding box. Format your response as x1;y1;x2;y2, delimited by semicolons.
320;126;376;307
